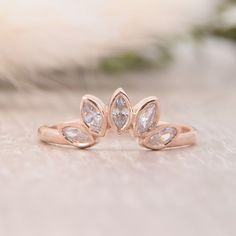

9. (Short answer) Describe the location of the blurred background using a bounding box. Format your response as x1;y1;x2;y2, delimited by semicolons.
0;1;236;236
0;0;235;88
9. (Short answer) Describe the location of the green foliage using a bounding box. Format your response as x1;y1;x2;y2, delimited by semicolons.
192;0;236;42
98;46;172;74
212;27;236;41
192;26;236;42
99;0;236;74
99;52;150;73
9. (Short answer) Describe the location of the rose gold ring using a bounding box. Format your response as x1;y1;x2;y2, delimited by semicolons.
38;88;197;150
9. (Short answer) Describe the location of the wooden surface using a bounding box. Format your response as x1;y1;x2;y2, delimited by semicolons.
0;42;236;236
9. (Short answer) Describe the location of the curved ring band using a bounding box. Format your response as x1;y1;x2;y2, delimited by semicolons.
38;121;197;150
37;88;197;150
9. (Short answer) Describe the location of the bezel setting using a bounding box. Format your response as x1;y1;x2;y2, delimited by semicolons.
58;122;95;148
133;96;160;138
38;88;196;150
140;124;180;150
80;94;107;137
108;88;133;134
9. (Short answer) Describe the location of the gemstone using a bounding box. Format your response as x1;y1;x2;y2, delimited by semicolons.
148;127;177;147
62;127;92;144
82;100;102;133
136;102;157;134
111;95;130;130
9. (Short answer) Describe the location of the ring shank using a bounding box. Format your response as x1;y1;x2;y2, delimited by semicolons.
38;122;197;148
38;125;68;145
168;125;197;148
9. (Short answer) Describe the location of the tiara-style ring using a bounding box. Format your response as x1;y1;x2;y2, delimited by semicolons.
38;88;197;150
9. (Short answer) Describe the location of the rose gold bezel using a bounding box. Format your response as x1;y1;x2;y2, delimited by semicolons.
108;88;133;134
37;88;197;151
80;94;107;137
133;96;160;138
139;124;180;150
58;121;96;148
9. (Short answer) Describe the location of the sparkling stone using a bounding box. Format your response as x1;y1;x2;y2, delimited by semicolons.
148;127;177;147
111;95;130;130
82;101;102;133
62;127;92;144
137;102;157;134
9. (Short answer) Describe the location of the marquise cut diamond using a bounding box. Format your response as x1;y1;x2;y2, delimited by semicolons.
137;102;157;134
62;127;92;144
148;127;177;147
82;101;102;133
111;95;130;130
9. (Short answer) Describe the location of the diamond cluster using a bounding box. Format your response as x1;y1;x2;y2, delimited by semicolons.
59;88;179;150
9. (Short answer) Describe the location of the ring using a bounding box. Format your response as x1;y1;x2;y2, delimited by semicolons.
38;88;197;150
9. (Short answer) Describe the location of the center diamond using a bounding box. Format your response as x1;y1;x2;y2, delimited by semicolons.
112;95;129;130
